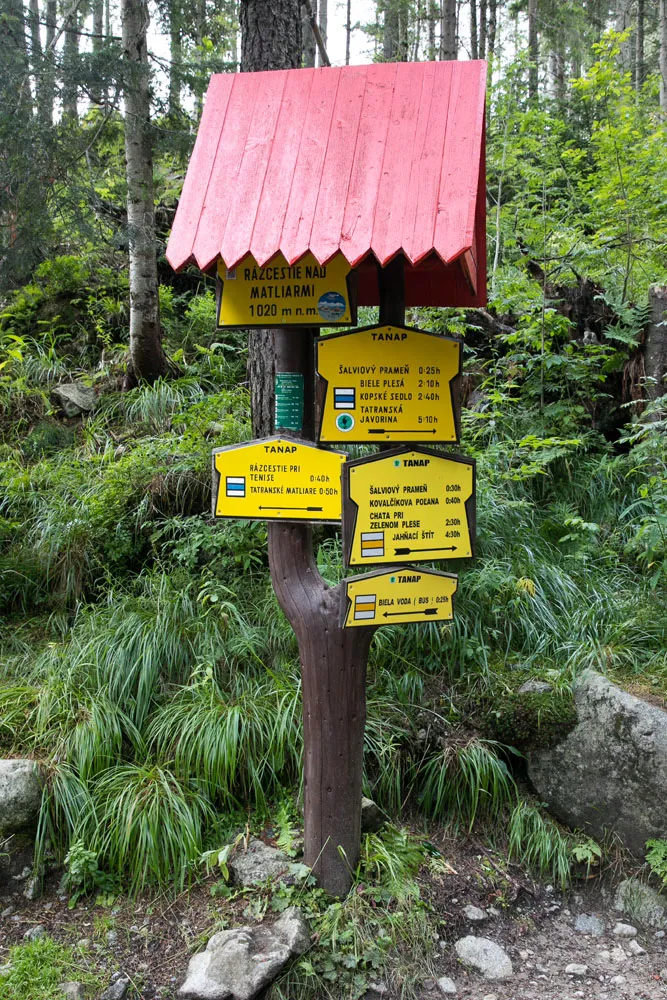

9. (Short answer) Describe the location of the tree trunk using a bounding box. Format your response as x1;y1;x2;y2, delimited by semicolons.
528;0;538;103
92;0;104;104
317;0;326;65
121;0;168;384
345;0;351;64
440;0;456;59
470;0;478;59
169;0;182;114
660;0;667;111
397;0;409;59
428;0;437;59
62;7;80;119
28;0;42;81
487;0;496;60
39;0;56;122
615;0;632;72
645;286;667;407
479;0;486;58
241;0;302;71
302;0;316;66
636;0;644;94
384;0;399;60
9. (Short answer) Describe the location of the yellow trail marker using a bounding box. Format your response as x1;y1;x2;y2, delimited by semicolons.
342;446;475;566
342;566;458;628
212;437;346;523
217;252;353;328
316;325;461;443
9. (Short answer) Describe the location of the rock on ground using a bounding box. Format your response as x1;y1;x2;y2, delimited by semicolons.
454;937;513;979
227;839;288;887
361;797;385;833
59;984;86;1000
518;680;553;694
612;922;637;937
51;383;97;417
437;975;458;994
528;669;667;854
462;905;487;923
564;963;588;976
574;913;604;936
98;976;130;1000
178;906;309;1000
0;760;42;835
615;878;667;930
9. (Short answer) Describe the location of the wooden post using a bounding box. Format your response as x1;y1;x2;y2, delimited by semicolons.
266;256;406;895
267;327;373;896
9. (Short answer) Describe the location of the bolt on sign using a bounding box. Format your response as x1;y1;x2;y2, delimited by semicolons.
216;252;355;328
341;566;458;628
342;446;475;567
316;325;461;444
212;437;346;523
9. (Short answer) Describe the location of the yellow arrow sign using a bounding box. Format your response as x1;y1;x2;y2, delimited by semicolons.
213;437;346;523
342;566;458;628
343;447;475;566
316;325;461;443
217;252;354;328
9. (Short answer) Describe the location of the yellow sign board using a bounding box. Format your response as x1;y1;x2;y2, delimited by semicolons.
316;325;461;444
342;566;458;628
212;437;346;523
343;447;475;566
217;252;353;328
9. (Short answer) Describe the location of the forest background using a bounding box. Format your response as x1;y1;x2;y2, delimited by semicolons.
1;0;667;943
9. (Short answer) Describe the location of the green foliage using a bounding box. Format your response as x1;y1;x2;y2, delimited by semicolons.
645;839;667;890
62;839;118;906
0;936;103;1000
507;800;573;889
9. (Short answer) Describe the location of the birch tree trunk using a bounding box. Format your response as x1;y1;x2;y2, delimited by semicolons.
39;0;56;122
645;286;667;407
487;0;497;60
121;0;167;385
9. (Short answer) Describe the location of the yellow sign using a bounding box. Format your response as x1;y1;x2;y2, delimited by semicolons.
316;325;461;443
212;437;346;523
217;252;353;327
342;567;458;628
343;447;475;566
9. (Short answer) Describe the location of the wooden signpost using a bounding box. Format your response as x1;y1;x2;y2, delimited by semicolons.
316;325;461;444
167;56;487;897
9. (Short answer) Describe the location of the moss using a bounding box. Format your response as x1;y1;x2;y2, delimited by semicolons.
471;683;578;752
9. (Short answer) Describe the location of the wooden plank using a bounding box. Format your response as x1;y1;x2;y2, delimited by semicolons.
250;69;316;266
219;71;290;270
339;62;397;267
191;72;262;272
434;61;486;264
370;62;425;266
402;61;452;265
308;64;367;265
166;75;234;271
279;67;341;265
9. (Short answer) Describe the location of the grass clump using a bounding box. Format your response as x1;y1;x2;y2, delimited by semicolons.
0;937;103;1000
507;800;573;889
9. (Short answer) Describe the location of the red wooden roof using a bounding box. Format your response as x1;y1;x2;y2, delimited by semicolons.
167;61;487;308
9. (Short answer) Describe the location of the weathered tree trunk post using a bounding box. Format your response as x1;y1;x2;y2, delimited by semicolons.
645;286;667;408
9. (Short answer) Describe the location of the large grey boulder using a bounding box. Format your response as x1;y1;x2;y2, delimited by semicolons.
454;937;513;979
0;760;42;835
179;907;310;1000
51;383;97;417
227;839;288;887
527;670;667;854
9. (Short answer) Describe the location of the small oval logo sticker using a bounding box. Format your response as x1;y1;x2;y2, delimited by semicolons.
318;291;346;321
